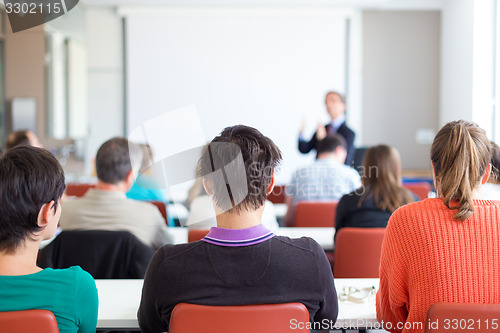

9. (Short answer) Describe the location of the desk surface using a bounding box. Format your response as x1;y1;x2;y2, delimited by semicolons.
96;278;378;330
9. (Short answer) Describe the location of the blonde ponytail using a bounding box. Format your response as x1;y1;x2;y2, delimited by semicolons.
430;120;490;221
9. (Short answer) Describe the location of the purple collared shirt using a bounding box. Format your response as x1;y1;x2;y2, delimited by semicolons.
202;224;275;247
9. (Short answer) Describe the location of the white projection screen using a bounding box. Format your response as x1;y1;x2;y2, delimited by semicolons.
125;9;347;199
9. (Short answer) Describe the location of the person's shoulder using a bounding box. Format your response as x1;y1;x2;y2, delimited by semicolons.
272;235;323;253
61;196;86;209
338;122;355;135
156;241;204;260
389;198;443;228
339;190;362;204
42;266;96;286
125;198;163;214
338;163;361;177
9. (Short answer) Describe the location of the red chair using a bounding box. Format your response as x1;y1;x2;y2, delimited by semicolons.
267;185;286;204
148;201;167;223
65;183;95;197
188;229;210;243
425;303;500;333
0;309;59;333
403;182;431;200
169;302;310;333
293;201;337;227
333;227;386;278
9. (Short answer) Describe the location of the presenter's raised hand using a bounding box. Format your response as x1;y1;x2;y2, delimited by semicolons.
299;119;306;135
316;123;327;141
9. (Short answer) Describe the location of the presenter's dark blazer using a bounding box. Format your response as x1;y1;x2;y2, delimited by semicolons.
298;122;355;166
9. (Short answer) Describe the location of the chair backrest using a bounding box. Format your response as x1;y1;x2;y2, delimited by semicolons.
148;201;167;222
294;201;337;227
267;185;286;204
188;229;210;243
425;303;500;333
38;230;154;279
0;309;59;333
65;183;95;197
403;182;431;200
169;302;310;333
333;227;386;278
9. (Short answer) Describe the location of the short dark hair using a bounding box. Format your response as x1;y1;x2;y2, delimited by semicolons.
96;137;142;184
5;130;30;150
0;146;65;253
198;125;282;213
316;134;347;155
490;141;500;184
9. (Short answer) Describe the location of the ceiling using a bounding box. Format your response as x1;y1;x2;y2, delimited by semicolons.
80;0;444;10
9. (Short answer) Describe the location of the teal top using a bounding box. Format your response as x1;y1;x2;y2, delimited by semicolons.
0;266;98;333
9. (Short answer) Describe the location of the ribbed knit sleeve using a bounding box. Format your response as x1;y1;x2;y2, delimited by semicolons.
376;205;410;333
376;198;500;333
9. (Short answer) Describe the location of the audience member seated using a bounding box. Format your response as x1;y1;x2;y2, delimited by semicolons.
376;120;500;332
335;145;417;238
185;151;279;230
284;134;361;226
0;146;98;333
59;137;171;249
480;141;500;200
138;125;338;332
298;91;356;165
127;143;168;203
5;129;42;150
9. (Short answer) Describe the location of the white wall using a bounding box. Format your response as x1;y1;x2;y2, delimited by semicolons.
362;10;441;170
85;7;125;175
440;0;473;126
123;8;351;186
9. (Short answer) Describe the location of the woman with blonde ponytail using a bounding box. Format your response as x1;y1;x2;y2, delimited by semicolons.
376;120;500;333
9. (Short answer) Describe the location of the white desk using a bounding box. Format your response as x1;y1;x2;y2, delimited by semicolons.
165;227;335;251
96;278;378;330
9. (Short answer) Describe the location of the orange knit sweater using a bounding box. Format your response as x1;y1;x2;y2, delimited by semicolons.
376;198;500;333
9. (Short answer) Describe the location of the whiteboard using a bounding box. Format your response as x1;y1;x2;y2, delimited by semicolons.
125;9;347;196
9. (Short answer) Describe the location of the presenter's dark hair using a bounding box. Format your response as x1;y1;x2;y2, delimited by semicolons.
0;146;65;253
5;130;30;150
316;134;347;155
198;125;282;213
96;137;141;184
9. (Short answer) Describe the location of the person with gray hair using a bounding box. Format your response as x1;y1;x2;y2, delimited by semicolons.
59;137;171;249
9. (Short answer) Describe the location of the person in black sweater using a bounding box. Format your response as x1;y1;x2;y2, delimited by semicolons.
335;145;417;240
138;125;338;333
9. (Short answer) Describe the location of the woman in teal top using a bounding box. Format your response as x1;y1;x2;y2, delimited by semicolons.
0;146;98;333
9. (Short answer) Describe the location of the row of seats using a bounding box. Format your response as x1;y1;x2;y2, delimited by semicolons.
189;227;385;278
38;227;384;279
65;183;168;221
3;302;500;333
65;182;431;228
267;182;432;204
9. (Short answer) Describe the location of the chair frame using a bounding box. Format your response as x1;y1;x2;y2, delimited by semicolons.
424;303;500;333
169;302;310;333
0;309;59;333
